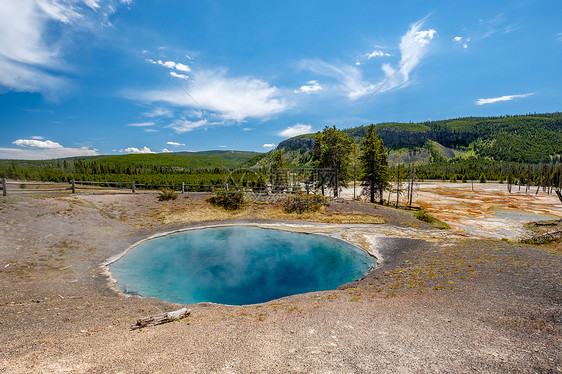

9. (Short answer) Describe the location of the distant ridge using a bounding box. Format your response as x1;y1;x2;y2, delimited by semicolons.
264;112;562;167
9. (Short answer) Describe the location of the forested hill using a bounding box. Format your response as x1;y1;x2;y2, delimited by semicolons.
273;113;562;165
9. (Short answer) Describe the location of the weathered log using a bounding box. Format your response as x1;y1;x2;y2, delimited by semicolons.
131;307;191;330
521;229;562;245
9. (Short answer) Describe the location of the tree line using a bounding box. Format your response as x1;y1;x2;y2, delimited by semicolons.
309;125;562;205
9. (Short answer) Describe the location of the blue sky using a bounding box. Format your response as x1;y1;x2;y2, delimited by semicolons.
1;0;561;159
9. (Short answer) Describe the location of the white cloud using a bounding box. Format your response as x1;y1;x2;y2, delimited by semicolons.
277;123;312;138
31;135;45;140
170;71;189;79
161;148;172;153
144;128;158;133
475;93;534;105
3;138;98;159
263;143;276;149
166;141;185;146
379;19;436;93
294;80;323;94
0;146;98;160
151;59;191;73
36;1;83;24
367;50;391;59
122;146;155;154
175;63;191;72
219;145;228;148
557;33;562;42
298;59;375;100
0;0;129;94
298;19;435;100
12;139;63;149
83;0;101;10
127;121;155;127
131;69;289;122
142;107;173;118
168;119;210;133
454;36;469;49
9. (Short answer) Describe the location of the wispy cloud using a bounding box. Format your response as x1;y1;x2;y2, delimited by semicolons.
294;80;322;94
557;33;562;42
262;143;276;149
127;121;155;127
142;107;173;118
277;124;312;138
121;146;154;154
471;13;519;41
298;18;436;100
0;0;130;95
475;93;534;105
166;141;185;146
298;60;375;100
379;18;436;93
167;119;211;133
130;69;289;122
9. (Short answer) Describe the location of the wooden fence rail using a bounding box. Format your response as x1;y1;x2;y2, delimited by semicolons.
0;178;289;196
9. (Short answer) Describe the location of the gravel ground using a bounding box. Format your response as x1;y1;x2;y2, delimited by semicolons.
0;191;560;373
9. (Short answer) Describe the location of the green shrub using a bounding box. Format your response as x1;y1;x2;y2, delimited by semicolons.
414;208;450;229
283;193;327;214
158;188;177;201
414;208;434;223
207;189;246;210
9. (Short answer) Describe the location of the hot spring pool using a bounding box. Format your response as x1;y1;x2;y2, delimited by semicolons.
109;226;376;305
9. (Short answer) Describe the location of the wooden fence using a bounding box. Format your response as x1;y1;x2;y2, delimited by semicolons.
0;178;302;196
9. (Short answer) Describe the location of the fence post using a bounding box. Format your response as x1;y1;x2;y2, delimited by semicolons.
131;181;136;193
71;179;75;194
181;182;185;194
2;178;6;196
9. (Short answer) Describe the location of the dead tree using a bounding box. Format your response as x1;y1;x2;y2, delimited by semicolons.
406;163;416;207
131;308;191;330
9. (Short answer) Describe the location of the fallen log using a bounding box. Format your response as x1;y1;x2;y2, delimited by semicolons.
131;307;191;330
520;229;562;245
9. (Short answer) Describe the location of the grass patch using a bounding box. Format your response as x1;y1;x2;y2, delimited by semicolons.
414;209;450;229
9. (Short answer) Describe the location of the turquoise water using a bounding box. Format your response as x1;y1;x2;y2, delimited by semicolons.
109;226;376;305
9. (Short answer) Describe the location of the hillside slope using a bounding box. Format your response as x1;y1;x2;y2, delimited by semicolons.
259;113;562;167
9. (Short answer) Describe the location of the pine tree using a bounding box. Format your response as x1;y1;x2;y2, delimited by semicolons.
270;150;286;192
359;124;389;204
312;126;353;197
